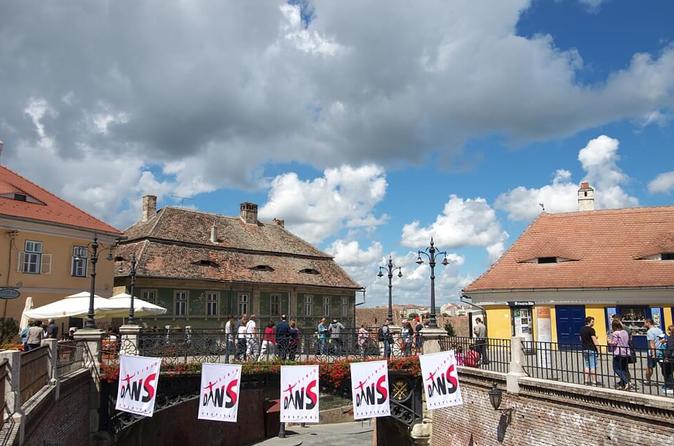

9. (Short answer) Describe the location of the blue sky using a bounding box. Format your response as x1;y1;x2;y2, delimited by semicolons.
2;0;674;306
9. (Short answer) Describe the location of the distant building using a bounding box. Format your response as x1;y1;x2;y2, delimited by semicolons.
464;182;674;348
114;196;360;330
0;165;121;326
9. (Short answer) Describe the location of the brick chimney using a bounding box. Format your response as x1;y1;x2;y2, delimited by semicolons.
141;195;157;222
578;182;595;211
273;218;285;228
240;202;258;224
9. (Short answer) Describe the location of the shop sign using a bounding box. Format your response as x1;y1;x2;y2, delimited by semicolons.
507;301;534;307
0;288;20;299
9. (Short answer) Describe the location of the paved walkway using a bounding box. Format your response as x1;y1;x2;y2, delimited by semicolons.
252;421;373;446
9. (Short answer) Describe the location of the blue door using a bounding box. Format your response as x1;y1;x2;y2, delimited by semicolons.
556;305;585;347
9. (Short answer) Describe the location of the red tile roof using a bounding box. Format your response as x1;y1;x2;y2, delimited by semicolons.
0;165;121;235
465;206;674;292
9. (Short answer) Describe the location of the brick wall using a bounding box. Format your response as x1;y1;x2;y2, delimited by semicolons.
431;369;674;446
22;369;92;446
356;307;469;336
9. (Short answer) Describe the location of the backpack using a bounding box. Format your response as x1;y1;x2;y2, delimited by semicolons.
377;327;385;341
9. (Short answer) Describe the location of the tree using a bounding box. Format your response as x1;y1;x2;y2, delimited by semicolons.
0;318;19;345
444;321;456;337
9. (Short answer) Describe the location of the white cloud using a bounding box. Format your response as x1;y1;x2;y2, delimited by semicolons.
258;164;388;243
496;134;638;220
325;240;383;267
577;0;606;13
649;171;674;194
401;195;508;261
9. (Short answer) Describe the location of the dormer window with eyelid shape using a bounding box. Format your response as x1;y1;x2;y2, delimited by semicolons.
193;259;219;267
299;268;320;275
662;253;674;260
251;265;274;272
537;257;558;264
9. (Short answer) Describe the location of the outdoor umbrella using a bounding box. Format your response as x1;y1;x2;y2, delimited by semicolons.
24;291;117;320
105;292;167;318
19;296;33;330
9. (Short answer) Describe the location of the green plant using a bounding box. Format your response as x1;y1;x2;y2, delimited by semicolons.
444;321;456;337
0;318;19;345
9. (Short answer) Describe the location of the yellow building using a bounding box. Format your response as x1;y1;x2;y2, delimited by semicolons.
0;165;121;334
464;183;674;349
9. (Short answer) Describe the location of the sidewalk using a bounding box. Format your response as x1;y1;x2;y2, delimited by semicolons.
252;421;373;446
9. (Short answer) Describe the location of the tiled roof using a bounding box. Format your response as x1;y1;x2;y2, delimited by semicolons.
465;206;674;292
118;207;360;289
0;165;121;235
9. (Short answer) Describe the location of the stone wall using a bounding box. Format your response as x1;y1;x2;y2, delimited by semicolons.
431;368;674;446
22;369;92;446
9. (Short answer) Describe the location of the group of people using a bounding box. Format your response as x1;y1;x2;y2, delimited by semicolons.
580;315;674;393
376;317;424;359
223;314;306;362
19;319;59;351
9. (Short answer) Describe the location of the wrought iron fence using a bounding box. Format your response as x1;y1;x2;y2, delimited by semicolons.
521;340;674;398
440;336;511;373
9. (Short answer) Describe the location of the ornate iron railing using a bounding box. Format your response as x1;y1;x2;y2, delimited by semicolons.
440;336;511;373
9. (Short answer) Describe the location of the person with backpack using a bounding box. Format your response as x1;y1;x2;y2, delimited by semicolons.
379;319;393;359
662;325;674;395
608;320;633;391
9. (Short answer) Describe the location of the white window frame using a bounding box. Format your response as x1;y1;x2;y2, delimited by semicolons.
141;289;158;305
323;296;330;317
71;246;88;277
341;296;349;318
238;293;249;316
174;290;188;317
206;291;219;317
270;294;281;316
22;240;43;274
304;295;313;317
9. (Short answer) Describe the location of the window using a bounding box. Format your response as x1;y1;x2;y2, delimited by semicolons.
71;246;88;277
141;289;158;304
238;293;249;315
662;253;674;260
270;294;280;316
206;292;219;317
537;257;558;264
21;240;43;274
299;268;320;275
323;296;330;317
304;295;313;316
341;296;349;317
174;290;188;317
251;265;274;272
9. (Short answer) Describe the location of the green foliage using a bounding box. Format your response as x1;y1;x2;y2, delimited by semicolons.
0;318;19;344
444;321;456;337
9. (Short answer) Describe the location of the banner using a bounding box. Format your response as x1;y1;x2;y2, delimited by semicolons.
419;351;462;410
198;363;242;422
350;360;390;420
280;365;320;423
116;355;161;417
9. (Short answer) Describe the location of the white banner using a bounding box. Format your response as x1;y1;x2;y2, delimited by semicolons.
280;365;320;423
419;351;463;410
115;355;162;417
198;363;242;422
350;360;390;420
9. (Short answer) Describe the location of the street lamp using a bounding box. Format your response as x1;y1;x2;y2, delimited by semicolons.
77;236;120;329
377;256;402;323
415;237;449;329
128;254;137;324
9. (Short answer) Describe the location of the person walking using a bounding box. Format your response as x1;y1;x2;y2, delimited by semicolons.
644;318;664;386
662;325;674;394
608;320;633;391
473;317;489;365
26;320;43;351
276;315;290;360
259;322;276;361
579;316;601;386
358;324;369;357
246;314;259;359
224;315;235;363
401;320;413;356
288;319;300;361
236;315;248;361
379;319;393;359
46;319;58;339
414;318;423;353
329;319;345;355
19;325;29;351
317;318;329;355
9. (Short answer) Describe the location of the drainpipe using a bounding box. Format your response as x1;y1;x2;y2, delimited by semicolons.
3;231;17;321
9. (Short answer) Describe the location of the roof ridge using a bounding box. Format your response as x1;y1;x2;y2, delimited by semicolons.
547;205;674;217
0;164;121;235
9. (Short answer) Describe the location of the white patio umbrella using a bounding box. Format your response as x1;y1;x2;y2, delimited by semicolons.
24;291;117;320
105;293;167;318
19;296;33;330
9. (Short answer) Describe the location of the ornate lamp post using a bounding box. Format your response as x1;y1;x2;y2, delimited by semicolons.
128;254;137;324
416;237;449;329
377;256;402;323
77;236;119;329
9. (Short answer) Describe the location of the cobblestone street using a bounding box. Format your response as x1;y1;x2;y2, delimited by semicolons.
252;421;373;446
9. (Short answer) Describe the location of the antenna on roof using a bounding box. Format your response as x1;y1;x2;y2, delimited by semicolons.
170;194;190;206
539;203;546;212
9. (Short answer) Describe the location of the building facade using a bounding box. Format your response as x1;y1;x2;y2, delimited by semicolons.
0;165;121;328
113;196;360;330
464;183;674;348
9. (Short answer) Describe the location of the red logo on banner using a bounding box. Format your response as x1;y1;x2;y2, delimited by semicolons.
283;379;318;411
202;379;239;409
120;371;157;403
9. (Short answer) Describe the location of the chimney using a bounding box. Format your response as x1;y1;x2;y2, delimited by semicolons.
0;140;4;160
273;218;285;228
210;223;218;243
141;195;157;222
240;202;258;225
577;182;595;211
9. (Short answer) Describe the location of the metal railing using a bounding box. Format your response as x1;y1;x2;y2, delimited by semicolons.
440;336;511;373
56;341;87;377
19;346;49;403
522;340;674;398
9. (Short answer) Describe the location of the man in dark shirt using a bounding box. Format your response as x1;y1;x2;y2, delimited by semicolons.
276;315;290;360
579;316;600;386
46;319;58;339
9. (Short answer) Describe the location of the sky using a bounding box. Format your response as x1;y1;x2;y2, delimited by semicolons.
1;0;674;307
